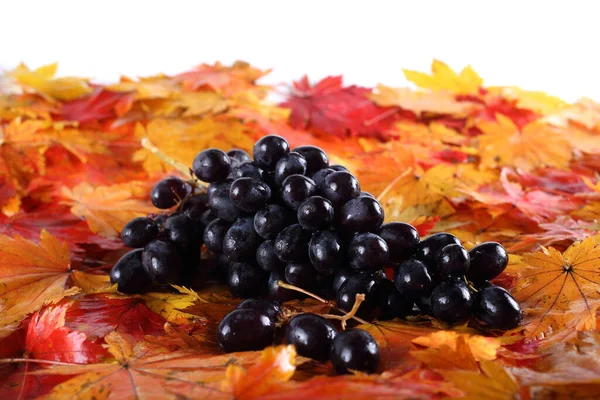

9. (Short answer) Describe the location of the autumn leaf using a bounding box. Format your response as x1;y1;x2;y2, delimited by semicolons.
411;335;480;371
403;60;483;95
441;361;523;400
412;330;507;362
61;181;156;238
509;235;600;338
141;285;206;325
8;63;92;101
59;88;129;124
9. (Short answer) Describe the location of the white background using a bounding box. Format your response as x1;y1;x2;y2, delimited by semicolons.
1;0;599;102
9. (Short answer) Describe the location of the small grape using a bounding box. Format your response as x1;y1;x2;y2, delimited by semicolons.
227;262;267;298
336;273;381;318
266;270;301;302
230;161;264;180
208;185;246;222
223;217;261;262
415;232;461;269
437;244;470;278
217;309;275;353
226;149;251;164
121;217;158;248
466;242;508;282
430;278;473;325
359;191;375;199
203;218;232;253
293;146;329;175
308;230;343;275
377;222;420;263
329;165;349;172
273;224;311;263
151;177;191;209
394;259;433;299
180;193;209;221
254;204;288;239
332;267;355;293
229;177;271;212
164;213;198;249
330;329;380;374
110;249;153;294
338;196;384;233
193;148;232;182
297;196;334;231
473;285;521;330
274;151;307;185
236;299;283;323
286;313;337;361
253;135;290;169
207;180;233;199
347;233;389;272
256;240;286;271
141;240;181;284
311;167;335;190
280;174;316;210
322;171;360;206
284;263;316;290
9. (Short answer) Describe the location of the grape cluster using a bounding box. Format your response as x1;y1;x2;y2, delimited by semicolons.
111;134;521;362
218;301;380;374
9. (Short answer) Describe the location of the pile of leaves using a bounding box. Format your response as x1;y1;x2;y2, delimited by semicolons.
1;60;600;399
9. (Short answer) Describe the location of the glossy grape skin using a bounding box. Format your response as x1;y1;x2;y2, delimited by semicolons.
150;177;191;209
203;218;232;253
297;196;334;232
333;267;355;293
267;270;301;302
208;186;246;222
308;231;343;275
338;196;385;233
286;313;337;361
394;259;433;299
474;286;521;330
121;217;158;248
164;213;199;249
311;168;335;189
110;249;153;294
329;165;349;172
378;279;414;320
226;149;251;164
181;193;209;221
322;171;360;206
229;177;272;212
193;148;232;182
415;233;461;270
466;242;509;282
293;146;329;176
207;180;233;199
141;240;181;284
337;273;381;317
377;222;420;263
229;161;264;180
236;299;282;323
347;233;389;272
330;329;380;374
227;262;267;298
256;240;286;271
437;244;470;278
285;263;316;290
253;135;290;169
274;151;307;185
199;209;217;226
253;204;287;240
223;217;261;262
359;191;375;199
430;278;474;325
280;174;316;210
273;224;311;263
217;309;276;353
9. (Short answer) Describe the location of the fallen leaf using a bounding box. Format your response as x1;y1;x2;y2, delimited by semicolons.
403;60;483;95
8;63;92;101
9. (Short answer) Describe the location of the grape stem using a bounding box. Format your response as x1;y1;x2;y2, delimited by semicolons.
463;275;478;292
276;280;369;326
321;293;366;330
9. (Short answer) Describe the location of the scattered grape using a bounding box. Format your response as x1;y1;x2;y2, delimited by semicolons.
217;309;275;353
473;285;522;330
467;242;508;282
330;329;380;374
286;313;337;361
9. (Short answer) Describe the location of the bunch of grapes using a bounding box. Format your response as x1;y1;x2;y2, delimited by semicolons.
111;134;521;372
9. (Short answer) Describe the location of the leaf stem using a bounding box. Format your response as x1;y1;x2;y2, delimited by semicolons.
141;137;195;180
0;358;84;366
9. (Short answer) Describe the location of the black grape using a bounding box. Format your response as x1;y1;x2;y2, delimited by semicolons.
193;148;232;182
227;262;267;298
253;135;290;169
308;230;343;275
347;233;389;272
430;278;473;325
330;329;380;374
110;249;153;294
217;309;275;352
229;177;271;212
280;174;316;210
141;240;181;284
293;146;329;176
377;222;420;263
321;171;360;206
256;240;286;271
466;242;509;282
254;204;288;239
203;218;232;253
274;151;307;185
273;224;311;263
150;177;191;209
286;313;337;361
473;285;521;330
223;217;261;261
297;196;334;231
338;196;384;233
121;217;158;248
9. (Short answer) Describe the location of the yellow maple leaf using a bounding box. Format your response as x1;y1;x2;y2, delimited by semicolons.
488;86;567;114
477;114;572;171
403;60;482;95
370;84;479;115
142;285;204;324
61;181;157;238
8;63;92;101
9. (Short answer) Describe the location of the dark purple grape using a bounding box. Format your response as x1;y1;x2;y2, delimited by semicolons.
274;151;307;185
473;285;521;330
297;196;334;231
466;242;508;282
430;278;473;325
253;135;290;169
285;263;316;290
338;196;384;233
414;294;432;315
394;259;433;299
322;171;360;206
254;204;287;239
280;174;316;210
229;161;264;180
181;193;209;221
217;309;275;352
267;270;301;302
256;240;286;271
141;240;181;284
286;313;337;361
333;268;355;293
214;253;230;283
199;209;217;226
347;233;389;272
164;213;198;249
437;244;470;278
193;148;232;182
229;177;271;212
377;222;420;263
236;299;283;323
226;148;251;164
308;230;343;275
150;177;191;209
329;165;349;172
359;192;375;199
207;180;233;199
223;217;261;261
336;273;381;318
121;217;158;248
110;249;153;294
208;185;246;222
203;218;232;253
415;233;461;269
273;224;311;263
293;146;329;176
311;168;335;190
378;279;414;320
227;262;267;298
330;329;380;374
